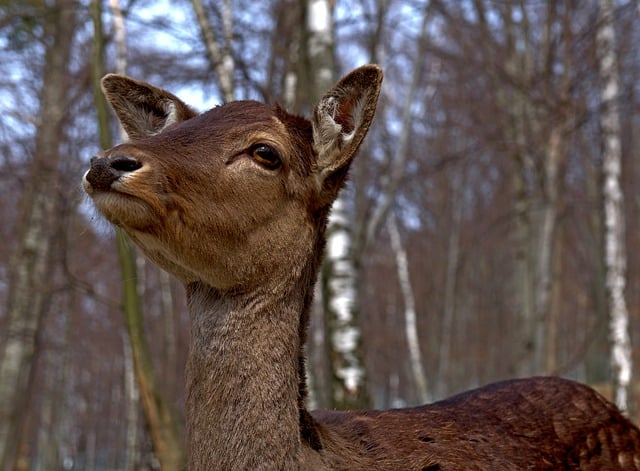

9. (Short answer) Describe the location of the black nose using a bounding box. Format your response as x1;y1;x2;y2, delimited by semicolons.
85;155;142;190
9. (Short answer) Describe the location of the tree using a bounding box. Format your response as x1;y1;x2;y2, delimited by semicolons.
0;2;76;468
428;0;582;378
1;1;640;462
305;0;371;409
597;0;632;413
107;3;140;467
91;0;186;467
191;0;235;102
386;213;431;403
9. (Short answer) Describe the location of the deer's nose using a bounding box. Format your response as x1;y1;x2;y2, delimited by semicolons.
85;155;142;190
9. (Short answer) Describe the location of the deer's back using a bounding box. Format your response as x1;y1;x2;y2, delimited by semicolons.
312;377;640;470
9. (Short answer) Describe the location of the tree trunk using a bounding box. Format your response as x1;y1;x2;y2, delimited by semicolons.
302;0;370;409
92;1;186;466
106;4;139;469
0;2;76;468
511;153;535;377
122;332;140;471
116;232;186;470
323;197;369;408
159;269;177;392
363;4;434;247
585;156;610;384
545;220;564;375
437;168;464;398
597;0;632;413
470;0;538;377
191;0;235;103
533;3;572;377
35;325;64;471
386;213;430;404
495;1;567;378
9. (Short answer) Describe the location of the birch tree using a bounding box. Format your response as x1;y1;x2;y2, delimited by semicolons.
192;0;235;102
597;0;632;413
387;213;431;404
304;0;370;409
0;2;76;468
374;6;436;403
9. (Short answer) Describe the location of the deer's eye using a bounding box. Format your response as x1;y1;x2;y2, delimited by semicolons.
249;144;282;170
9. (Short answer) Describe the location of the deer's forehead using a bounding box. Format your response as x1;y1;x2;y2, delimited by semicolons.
190;101;286;136
159;101;315;173
155;101;298;155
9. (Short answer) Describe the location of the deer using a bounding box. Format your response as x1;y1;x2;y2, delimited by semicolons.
84;64;640;470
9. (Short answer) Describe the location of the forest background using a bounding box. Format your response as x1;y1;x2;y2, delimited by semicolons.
1;0;639;469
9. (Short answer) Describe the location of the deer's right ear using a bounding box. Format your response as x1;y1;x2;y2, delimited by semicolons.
101;74;198;140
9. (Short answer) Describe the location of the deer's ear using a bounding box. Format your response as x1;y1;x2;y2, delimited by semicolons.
312;65;382;203
101;74;198;140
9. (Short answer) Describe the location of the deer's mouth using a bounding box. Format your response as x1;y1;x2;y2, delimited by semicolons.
84;155;165;230
86;190;157;231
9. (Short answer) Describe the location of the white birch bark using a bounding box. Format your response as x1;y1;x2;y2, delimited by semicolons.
283;68;297;111
0;191;52;468
386;213;431;403
109;0;127;78
306;0;368;407
307;0;334;91
326;197;365;401
122;332;140;471
191;0;235;103
597;0;632;413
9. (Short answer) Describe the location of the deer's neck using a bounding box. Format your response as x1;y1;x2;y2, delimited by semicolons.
185;280;309;470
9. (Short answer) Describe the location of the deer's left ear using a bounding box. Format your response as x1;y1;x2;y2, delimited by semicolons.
312;65;383;204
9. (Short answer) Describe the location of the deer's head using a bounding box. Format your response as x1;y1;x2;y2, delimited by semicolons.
84;66;382;291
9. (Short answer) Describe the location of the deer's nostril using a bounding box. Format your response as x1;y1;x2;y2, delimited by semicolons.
85;155;142;191
110;155;142;173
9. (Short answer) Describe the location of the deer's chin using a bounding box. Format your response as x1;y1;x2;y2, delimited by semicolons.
89;191;160;231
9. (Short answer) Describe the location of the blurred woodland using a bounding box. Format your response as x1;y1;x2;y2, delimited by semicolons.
1;0;640;469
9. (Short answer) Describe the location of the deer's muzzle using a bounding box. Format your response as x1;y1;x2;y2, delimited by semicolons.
84;155;142;191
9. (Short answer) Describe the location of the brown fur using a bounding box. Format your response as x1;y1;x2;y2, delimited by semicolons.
84;66;640;470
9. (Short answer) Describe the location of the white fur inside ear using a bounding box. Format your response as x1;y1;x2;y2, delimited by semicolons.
313;94;363;164
162;101;179;129
137;101;179;137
